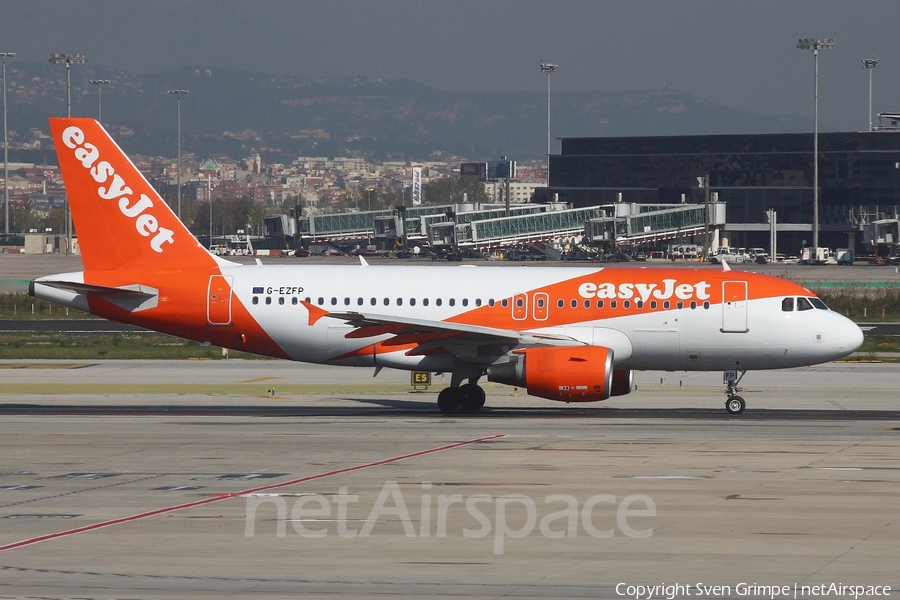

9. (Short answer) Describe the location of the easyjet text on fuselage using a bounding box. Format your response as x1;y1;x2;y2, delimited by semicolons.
578;279;711;302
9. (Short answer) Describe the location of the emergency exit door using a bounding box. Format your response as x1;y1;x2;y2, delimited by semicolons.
721;280;748;333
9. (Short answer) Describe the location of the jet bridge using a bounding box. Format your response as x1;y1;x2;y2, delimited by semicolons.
286;201;726;255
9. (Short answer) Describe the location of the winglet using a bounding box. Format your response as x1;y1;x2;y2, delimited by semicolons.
721;258;731;272
359;255;369;267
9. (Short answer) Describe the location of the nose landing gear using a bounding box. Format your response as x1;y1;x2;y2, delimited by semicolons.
724;369;746;414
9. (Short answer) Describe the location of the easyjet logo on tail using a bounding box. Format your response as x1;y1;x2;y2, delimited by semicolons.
61;126;175;253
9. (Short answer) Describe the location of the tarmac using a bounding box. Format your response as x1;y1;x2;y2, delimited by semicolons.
0;360;898;598
3;252;900;293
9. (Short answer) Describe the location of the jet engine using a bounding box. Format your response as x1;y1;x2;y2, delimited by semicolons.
487;346;614;402
611;369;634;396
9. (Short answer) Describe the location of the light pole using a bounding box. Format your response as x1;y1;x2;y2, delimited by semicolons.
49;52;87;256
207;173;212;247
796;38;834;254
861;58;879;132
1;52;14;236
540;61;557;167
89;79;110;123
168;89;189;219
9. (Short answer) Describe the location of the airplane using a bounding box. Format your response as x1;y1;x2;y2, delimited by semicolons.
30;118;864;415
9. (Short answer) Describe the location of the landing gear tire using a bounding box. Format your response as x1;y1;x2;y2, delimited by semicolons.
726;396;746;415
459;383;486;411
437;387;463;414
437;384;486;414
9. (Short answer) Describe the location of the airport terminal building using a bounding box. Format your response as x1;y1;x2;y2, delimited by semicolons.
547;131;900;253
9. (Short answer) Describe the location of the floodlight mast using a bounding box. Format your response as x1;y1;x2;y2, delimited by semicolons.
89;79;110;123
49;52;87;256
168;90;189;219
1;52;14;236
861;58;879;132
540;61;557;168
796;38;834;254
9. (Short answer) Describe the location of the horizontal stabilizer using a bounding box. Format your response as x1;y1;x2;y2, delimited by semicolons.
33;279;159;313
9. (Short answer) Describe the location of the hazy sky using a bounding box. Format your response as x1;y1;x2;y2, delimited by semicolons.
2;0;898;132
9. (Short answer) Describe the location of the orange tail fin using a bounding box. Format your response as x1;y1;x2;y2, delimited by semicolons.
49;118;217;272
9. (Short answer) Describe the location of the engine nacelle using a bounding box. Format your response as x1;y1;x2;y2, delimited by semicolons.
611;369;634;396
487;346;614;402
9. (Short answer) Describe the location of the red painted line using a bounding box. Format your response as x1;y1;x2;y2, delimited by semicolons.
0;433;505;553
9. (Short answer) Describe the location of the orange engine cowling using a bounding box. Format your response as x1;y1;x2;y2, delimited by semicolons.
487;346;614;402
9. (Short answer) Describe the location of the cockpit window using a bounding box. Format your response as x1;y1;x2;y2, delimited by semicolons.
809;297;829;310
781;298;794;312
797;297;814;311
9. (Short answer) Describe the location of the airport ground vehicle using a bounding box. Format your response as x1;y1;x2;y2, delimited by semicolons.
31;119;864;415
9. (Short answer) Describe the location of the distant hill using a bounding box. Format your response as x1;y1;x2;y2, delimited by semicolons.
3;62;812;163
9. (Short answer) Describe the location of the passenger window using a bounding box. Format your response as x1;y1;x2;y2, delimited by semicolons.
584;300;591;308
782;298;794;312
292;297;298;305
652;301;659;309
636;300;644;309
703;301;710;309
265;297;272;305
488;299;495;307
383;298;389;306
371;298;377;306
317;297;324;305
677;301;684;309
423;298;429;306
344;297;350;306
475;299;481;307
436;298;442;306
462;299;468;307
331;297;337;306
597;300;604;309
557;299;564;308
410;298;416;306
610;300;618;309
449;299;456;307
357;298;364;306
516;298;524;308
690;301;697;309
397;298;403;306
623;300;631;309
537;298;545;308
797;297;814;311
278;297;285;305
570;299;577;308
501;299;508;308
252;297;259;305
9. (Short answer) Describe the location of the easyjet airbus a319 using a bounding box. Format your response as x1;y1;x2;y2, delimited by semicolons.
31;119;864;414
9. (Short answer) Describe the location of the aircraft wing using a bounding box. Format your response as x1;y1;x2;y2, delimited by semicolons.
322;309;585;357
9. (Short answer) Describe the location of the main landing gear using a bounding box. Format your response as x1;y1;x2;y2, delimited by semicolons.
723;369;746;414
437;382;486;414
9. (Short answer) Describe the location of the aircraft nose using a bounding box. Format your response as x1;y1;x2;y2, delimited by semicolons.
832;314;864;356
